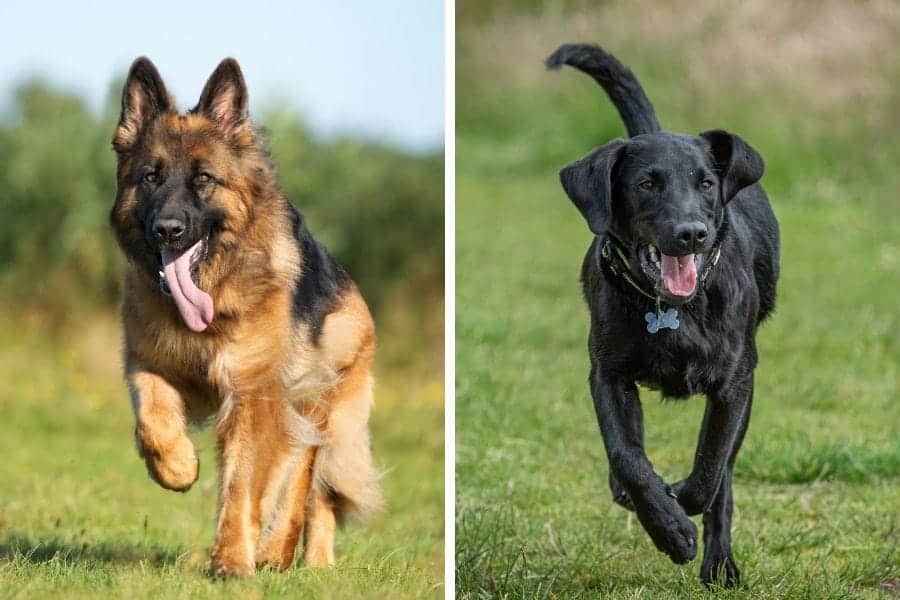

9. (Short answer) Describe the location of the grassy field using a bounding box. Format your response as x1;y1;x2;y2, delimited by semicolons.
456;3;900;598
0;317;443;599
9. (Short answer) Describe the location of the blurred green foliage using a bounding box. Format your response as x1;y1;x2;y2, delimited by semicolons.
0;80;443;369
0;83;119;308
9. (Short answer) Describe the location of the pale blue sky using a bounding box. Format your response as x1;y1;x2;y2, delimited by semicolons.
0;0;444;153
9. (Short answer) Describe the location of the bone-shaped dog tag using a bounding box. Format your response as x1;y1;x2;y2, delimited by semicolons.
645;307;680;334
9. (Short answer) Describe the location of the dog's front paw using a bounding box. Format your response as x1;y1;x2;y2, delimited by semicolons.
255;537;299;571
655;514;698;565
136;428;199;492
635;491;698;564
670;478;705;516
700;548;740;588
211;547;256;578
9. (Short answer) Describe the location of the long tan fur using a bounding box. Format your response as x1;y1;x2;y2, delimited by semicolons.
112;58;382;576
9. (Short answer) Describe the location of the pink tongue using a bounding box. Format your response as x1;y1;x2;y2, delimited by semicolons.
161;241;214;332
661;253;698;297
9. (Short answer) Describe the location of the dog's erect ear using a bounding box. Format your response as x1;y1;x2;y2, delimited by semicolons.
196;58;249;141
700;129;764;202
559;139;627;235
113;57;172;151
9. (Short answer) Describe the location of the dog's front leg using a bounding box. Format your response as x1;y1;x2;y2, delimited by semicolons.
673;377;754;587
607;399;643;512
590;368;697;564
672;377;754;517
211;388;286;577
699;462;740;587
128;369;199;492
255;445;317;570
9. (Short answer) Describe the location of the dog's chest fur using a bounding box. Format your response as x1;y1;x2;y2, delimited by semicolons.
632;303;745;398
588;246;756;398
122;270;363;424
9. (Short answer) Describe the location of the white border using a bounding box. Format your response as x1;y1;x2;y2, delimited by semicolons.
443;0;456;596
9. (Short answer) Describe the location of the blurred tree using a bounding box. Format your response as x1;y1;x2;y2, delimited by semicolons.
0;82;119;310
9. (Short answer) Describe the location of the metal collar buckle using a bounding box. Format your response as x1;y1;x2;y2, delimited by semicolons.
158;270;172;297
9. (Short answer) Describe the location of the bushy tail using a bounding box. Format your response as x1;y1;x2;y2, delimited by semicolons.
546;43;661;137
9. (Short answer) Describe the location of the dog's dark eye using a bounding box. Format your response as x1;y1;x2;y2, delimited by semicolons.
195;173;213;186
700;179;715;191
638;180;654;191
143;172;158;184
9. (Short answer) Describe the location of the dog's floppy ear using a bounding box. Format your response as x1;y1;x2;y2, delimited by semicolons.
195;58;250;141
113;57;172;151
700;129;764;202
559;139;627;235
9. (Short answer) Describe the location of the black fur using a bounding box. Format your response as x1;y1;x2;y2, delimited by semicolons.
289;204;351;344
549;43;780;587
116;57;171;138
546;44;661;137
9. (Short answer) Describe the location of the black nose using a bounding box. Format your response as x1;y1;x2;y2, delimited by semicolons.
673;222;708;252
153;218;186;244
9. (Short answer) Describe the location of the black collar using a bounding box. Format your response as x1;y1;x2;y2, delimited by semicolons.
600;215;727;302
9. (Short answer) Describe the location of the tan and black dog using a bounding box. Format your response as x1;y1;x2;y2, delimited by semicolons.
110;57;382;576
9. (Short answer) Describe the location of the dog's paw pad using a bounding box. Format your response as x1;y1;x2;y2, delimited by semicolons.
652;512;697;564
142;437;199;492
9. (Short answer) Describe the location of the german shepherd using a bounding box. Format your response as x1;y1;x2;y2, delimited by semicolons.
110;57;382;576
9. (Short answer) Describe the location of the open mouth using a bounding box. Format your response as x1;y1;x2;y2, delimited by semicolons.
638;243;702;301
158;237;207;290
157;235;214;332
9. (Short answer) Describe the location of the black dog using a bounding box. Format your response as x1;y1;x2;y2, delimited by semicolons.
547;44;780;587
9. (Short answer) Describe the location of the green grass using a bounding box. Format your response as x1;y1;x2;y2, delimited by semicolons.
0;320;443;599
455;174;900;598
456;6;900;597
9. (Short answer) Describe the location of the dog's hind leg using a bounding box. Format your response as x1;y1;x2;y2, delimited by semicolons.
304;355;383;567
128;370;199;492
304;482;338;566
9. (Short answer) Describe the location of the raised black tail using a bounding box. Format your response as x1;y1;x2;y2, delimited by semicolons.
546;43;661;137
